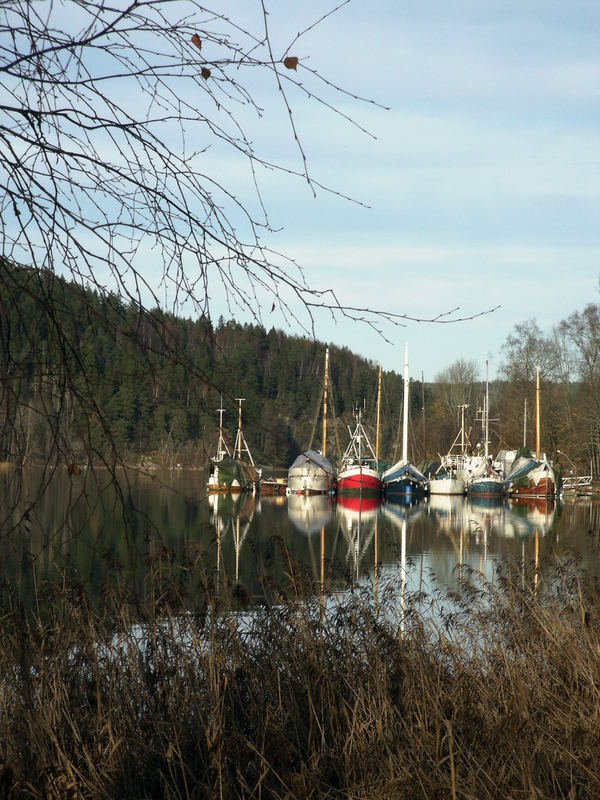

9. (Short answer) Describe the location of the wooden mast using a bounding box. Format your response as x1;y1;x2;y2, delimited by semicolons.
484;360;489;460
375;364;382;461
322;348;329;457
536;367;540;460
421;370;425;458
236;397;244;459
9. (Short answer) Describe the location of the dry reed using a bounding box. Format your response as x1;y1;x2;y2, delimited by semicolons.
1;553;600;799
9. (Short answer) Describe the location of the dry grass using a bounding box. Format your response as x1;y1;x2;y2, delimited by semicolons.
1;554;600;799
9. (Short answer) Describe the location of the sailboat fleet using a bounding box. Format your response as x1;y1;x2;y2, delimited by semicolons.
207;345;560;500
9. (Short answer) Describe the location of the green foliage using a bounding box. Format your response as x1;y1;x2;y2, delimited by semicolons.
0;263;405;468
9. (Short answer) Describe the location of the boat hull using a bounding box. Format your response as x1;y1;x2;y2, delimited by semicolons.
429;476;465;495
287;450;336;495
287;473;335;495
508;477;555;499
206;457;258;494
260;479;288;495
468;478;505;498
336;466;381;496
506;460;556;499
384;477;428;498
382;459;429;498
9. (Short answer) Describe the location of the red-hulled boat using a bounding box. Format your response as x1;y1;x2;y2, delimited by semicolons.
337;409;382;496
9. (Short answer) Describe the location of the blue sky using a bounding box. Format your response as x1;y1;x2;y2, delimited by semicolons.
206;0;599;380
4;1;597;383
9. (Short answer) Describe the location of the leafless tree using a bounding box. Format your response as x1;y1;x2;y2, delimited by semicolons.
1;0;499;332
0;2;500;547
434;358;479;420
558;303;600;474
1;0;399;542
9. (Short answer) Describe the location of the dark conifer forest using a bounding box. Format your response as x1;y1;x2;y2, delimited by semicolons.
0;262;412;469
2;261;599;477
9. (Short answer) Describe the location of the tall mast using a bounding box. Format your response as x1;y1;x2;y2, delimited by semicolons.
216;396;231;460
421;370;425;457
484;360;489;460
459;403;468;452
536;367;540;460
322;348;329;457
402;342;409;463
523;397;527;449
375;364;382;460
233;397;255;465
236;397;244;459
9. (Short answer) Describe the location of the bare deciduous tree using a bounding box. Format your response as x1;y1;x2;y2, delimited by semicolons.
559;303;600;474
0;1;498;529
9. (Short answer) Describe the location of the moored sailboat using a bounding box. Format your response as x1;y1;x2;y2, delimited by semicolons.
207;398;260;493
429;404;469;495
382;343;428;498
505;455;557;498
505;369;557;499
287;450;336;495
287;348;337;495
467;361;504;498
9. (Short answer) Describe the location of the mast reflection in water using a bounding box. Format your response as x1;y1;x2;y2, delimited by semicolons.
2;467;598;611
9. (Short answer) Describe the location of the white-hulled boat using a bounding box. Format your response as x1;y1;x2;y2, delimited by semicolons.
287;449;336;495
467;361;504;498
429;468;466;495
429;404;470;495
287;348;336;495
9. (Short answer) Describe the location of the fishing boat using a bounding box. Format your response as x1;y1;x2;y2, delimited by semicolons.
287;348;336;495
429;404;469;495
468;461;505;497
206;398;260;493
467;361;504;498
505;369;557;499
429;467;466;496
505;454;557;499
336;407;382;495
336;363;383;496
382;343;428;499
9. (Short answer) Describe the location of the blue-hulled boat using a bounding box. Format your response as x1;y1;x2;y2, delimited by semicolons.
382;343;429;499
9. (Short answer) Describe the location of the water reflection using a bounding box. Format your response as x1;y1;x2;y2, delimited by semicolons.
288;493;333;536
208;491;257;582
3;468;600;611
336;495;381;580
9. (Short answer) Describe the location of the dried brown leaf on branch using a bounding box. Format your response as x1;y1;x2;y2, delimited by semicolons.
201;67;211;80
283;56;298;70
191;33;202;50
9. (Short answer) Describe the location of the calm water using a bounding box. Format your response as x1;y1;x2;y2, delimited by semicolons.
1;466;599;609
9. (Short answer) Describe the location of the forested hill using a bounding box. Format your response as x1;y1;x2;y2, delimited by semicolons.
0;263;414;468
